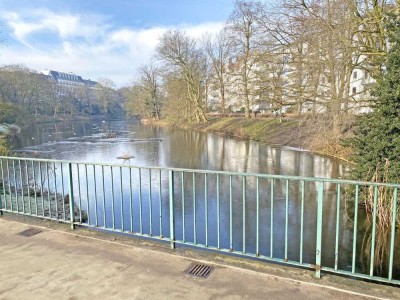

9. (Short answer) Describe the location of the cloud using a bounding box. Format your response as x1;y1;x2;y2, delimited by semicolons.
2;9;107;47
0;9;224;86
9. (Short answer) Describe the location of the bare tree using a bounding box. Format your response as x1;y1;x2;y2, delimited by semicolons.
161;71;190;122
125;63;163;119
156;30;207;123
225;0;263;118
95;77;117;115
139;63;162;119
202;31;231;115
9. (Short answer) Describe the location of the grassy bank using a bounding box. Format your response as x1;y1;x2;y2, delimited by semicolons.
143;116;352;162
192;117;306;146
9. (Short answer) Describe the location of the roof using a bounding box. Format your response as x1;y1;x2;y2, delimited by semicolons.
42;69;85;84
83;79;98;87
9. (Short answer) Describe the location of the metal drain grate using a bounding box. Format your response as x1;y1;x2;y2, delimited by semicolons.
184;263;214;278
18;228;42;237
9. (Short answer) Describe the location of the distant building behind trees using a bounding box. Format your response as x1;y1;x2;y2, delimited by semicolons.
0;65;125;120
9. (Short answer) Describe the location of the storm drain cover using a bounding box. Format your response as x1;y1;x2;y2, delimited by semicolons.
184;263;214;278
18;228;42;237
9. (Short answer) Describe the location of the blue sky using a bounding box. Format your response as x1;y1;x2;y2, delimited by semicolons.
0;0;233;86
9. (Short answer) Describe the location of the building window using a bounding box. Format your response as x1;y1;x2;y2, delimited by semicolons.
352;87;357;95
353;71;357;79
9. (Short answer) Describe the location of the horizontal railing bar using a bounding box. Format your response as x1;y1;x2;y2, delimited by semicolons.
172;239;315;269
75;222;171;241
0;209;67;222
1;156;400;187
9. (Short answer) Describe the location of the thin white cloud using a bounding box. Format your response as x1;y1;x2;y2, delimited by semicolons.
0;9;224;86
2;9;108;43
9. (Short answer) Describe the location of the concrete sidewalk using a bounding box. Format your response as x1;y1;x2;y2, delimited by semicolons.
0;216;397;299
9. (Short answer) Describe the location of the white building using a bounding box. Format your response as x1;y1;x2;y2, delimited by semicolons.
207;48;376;115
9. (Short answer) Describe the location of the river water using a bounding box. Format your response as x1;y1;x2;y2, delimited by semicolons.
12;119;399;280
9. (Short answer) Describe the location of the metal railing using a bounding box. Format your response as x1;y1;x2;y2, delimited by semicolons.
0;156;398;285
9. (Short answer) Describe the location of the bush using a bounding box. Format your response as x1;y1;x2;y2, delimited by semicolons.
0;137;9;156
0;103;21;124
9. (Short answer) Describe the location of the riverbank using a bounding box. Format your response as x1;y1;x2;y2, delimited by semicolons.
0;114;106;155
142;117;352;162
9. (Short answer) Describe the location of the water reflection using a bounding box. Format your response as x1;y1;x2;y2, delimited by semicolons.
13;120;345;180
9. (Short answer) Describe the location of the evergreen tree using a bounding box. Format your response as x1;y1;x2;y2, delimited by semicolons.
348;13;400;184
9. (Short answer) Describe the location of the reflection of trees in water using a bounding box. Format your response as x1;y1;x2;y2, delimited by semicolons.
164;129;206;168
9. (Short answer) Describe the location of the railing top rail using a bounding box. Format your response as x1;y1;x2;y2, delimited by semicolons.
1;155;400;188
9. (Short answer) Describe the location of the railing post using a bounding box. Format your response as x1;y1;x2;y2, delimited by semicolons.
315;181;324;278
0;191;3;216
169;170;175;249
68;163;75;230
0;159;3;216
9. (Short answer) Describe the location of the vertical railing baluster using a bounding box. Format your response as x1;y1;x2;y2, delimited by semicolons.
85;164;90;225
19;160;25;214
0;159;6;211
60;163;65;220
285;179;289;261
38;162;43;216
159;169;162;237
6;159;13;211
139;168;143;234
46;162;50;218
242;176;246;254
205;173;208;247
13;160;19;212
193;173;197;245
315;181;324;279
300;180;305;264
93;165;98;227
120;167;124;232
129;167;133;232
217;174;220;250
53;162;58;220
77;164;82;223
148;169;152;236
256;177;259;256
101;166;106;228
229;175;233;251
181;171;185;242
169;170;175;249
352;184;359;274
32;161;37;215
335;183;341;271
25;160;31;214
388;188;398;281
6;160;12;211
111;166;115;230
68;163;75;230
370;186;378;277
0;159;3;214
270;178;274;258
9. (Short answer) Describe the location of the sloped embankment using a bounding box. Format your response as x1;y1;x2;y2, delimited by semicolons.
191;117;307;148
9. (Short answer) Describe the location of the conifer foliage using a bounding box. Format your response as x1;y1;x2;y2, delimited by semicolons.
348;13;400;184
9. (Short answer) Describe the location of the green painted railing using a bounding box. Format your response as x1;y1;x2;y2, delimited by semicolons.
0;156;398;285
